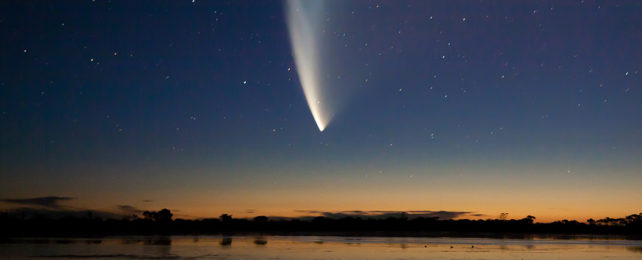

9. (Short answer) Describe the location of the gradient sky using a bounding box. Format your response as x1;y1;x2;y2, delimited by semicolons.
0;0;641;222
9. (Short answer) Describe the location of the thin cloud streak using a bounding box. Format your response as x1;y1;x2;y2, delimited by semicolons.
294;210;481;220
116;205;144;215
0;196;74;209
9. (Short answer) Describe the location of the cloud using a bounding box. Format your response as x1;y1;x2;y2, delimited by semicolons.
295;210;478;220
294;210;322;214
0;197;160;220
0;196;74;209
4;207;122;220
116;205;144;215
413;211;471;220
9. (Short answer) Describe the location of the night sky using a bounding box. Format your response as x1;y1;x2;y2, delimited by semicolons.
1;0;641;221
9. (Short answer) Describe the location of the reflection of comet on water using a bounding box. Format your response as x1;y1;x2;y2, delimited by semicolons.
285;0;329;132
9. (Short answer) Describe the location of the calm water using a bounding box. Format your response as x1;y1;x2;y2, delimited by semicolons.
1;235;641;259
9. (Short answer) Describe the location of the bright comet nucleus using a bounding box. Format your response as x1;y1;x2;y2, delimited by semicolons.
286;0;330;132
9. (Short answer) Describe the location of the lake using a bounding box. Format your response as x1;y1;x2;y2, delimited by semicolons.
1;235;641;259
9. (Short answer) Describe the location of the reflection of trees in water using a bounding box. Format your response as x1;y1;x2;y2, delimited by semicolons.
253;238;267;246
220;237;232;246
142;209;173;223
119;237;171;246
120;239;140;245
141;236;171;246
501;234;534;240
142;236;172;257
22;239;49;244
85;239;102;244
25;239;102;245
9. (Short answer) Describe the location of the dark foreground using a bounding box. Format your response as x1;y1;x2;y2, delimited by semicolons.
2;211;641;238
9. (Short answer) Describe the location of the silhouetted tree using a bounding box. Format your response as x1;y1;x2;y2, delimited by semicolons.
143;210;154;220
156;209;173;223
625;213;641;223
2;210;641;236
142;209;173;222
521;215;536;224
587;218;596;225
253;216;268;222
220;214;232;222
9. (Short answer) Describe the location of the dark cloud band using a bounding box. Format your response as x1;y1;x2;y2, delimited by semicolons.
0;196;74;209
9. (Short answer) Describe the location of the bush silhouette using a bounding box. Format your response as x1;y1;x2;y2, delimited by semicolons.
142;209;173;223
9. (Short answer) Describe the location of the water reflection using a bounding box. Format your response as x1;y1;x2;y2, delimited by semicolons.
142;236;172;257
143;238;171;246
1;235;642;260
53;239;74;244
85;239;102;244
220;237;232;246
254;237;268;246
119;237;171;246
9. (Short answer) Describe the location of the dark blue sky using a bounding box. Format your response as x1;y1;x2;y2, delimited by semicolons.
1;0;641;220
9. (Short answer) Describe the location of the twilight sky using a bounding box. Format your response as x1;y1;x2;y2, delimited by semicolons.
0;0;641;222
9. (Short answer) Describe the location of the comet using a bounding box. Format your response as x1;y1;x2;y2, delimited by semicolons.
285;0;330;132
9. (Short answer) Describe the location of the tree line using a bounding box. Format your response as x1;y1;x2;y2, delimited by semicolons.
1;210;640;237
